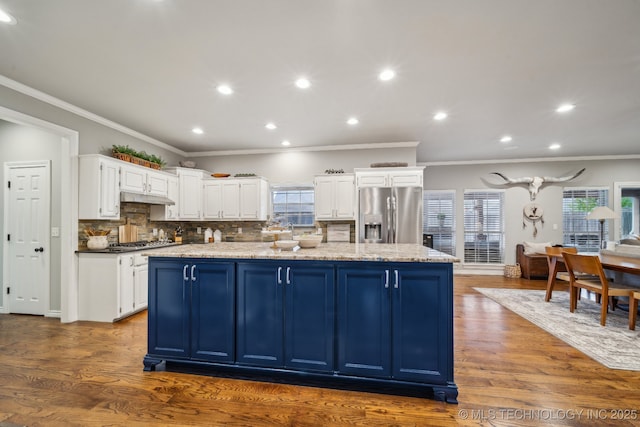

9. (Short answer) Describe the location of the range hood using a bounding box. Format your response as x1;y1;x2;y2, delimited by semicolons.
120;191;175;205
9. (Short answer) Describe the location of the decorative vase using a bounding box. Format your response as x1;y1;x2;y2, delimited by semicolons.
87;236;109;250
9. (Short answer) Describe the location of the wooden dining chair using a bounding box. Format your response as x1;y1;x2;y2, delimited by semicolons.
544;246;578;302
630;291;640;330
562;252;637;327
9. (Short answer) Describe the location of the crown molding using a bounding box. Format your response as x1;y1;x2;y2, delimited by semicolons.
418;154;640;167
186;141;420;157
0;74;186;156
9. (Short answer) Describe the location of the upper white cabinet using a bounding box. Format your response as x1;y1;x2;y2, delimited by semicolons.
239;178;269;220
171;168;204;220
150;174;179;221
79;155;120;219
314;174;355;220
203;177;269;220
355;167;424;188
120;163;169;197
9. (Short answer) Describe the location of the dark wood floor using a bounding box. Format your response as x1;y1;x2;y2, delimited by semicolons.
1;276;640;426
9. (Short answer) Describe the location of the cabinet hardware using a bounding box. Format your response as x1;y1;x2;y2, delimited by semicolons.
394;270;399;288
384;269;389;288
286;267;291;285
277;266;283;284
183;265;189;281
191;265;197;282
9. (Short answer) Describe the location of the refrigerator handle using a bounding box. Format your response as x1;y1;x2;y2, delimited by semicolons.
386;197;393;243
392;196;398;243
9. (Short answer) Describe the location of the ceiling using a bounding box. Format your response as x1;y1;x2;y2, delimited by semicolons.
1;0;639;163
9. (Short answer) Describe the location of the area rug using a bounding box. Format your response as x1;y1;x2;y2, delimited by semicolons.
473;288;640;371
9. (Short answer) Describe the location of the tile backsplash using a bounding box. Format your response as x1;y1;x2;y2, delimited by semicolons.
78;202;354;248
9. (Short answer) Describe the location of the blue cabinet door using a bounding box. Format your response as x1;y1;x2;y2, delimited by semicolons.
391;263;452;383
148;259;190;358
190;261;235;363
285;264;335;372
236;262;284;367
337;265;391;378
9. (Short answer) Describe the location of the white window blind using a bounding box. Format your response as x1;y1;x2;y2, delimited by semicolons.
271;186;315;226
463;190;504;263
562;187;609;252
423;190;456;255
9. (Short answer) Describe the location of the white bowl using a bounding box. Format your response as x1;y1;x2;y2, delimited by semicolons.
179;160;197;168
275;239;299;250
294;234;323;248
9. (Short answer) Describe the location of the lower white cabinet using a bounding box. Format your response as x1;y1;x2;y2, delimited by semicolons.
78;252;149;322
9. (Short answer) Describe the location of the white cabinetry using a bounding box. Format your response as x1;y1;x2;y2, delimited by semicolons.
314;174;355;220
120;163;169;197
239;178;269;220
355;167;424;188
167;168;204;220
203;177;269;220
78;252;150;322
150;175;179;220
79;155;120;219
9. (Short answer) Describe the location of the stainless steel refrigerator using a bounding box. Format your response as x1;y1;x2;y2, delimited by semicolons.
358;186;423;243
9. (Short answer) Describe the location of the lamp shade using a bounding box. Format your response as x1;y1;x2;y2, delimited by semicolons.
586;206;618;220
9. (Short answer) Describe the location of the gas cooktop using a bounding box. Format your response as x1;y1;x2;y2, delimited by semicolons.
107;241;175;252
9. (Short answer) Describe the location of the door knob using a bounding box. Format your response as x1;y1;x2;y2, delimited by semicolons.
34;247;44;252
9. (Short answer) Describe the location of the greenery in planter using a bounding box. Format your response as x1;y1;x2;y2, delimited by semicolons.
112;144;136;156
111;145;165;168
148;154;166;167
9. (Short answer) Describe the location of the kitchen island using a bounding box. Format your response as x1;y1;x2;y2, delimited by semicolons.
143;242;459;403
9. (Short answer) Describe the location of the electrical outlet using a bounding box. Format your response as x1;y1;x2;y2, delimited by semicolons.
237;227;242;234
197;227;202;234
51;227;60;237
152;228;158;236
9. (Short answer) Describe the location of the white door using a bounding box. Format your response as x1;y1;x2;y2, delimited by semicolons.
7;163;50;315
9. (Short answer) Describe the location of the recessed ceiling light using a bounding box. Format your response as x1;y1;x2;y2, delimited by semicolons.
549;143;561;150
500;135;513;143
192;127;204;135
378;69;396;81
216;84;233;95
347;117;359;126
265;122;277;130
0;8;17;24
295;78;311;89
556;103;575;113
281;140;291;146
433;112;448;121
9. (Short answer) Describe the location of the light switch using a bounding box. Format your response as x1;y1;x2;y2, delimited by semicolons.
51;227;60;237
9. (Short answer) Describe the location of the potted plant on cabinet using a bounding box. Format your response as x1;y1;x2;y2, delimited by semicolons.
111;144;135;162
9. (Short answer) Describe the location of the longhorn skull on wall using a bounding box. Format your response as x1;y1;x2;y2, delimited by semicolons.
491;168;585;200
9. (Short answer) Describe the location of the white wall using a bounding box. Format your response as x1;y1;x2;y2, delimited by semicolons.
194;146;417;185
0;120;63;309
424;158;640;265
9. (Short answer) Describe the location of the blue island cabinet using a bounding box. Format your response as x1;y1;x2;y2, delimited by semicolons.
337;262;454;395
144;256;457;403
236;261;335;372
144;258;235;368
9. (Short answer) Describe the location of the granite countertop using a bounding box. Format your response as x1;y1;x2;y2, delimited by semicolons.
142;242;459;263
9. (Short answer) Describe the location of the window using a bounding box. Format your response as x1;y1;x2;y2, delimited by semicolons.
271;186;315;226
621;196;637;239
423;190;456;255
463;191;504;263
562;187;608;252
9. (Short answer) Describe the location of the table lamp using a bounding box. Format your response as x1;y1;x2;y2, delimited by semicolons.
586;206;618;250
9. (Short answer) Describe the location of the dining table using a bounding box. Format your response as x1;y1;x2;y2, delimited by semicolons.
544;251;640;302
